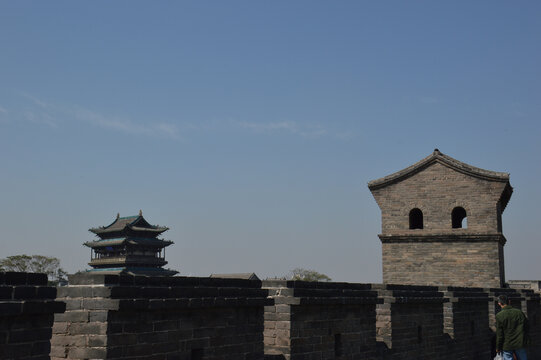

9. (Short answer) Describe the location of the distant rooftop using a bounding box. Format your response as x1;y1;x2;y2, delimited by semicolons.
210;273;260;281
89;210;169;236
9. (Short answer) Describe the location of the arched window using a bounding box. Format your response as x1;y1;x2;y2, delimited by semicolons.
409;208;423;229
452;207;467;228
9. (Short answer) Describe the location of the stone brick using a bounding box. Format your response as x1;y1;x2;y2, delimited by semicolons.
50;275;268;359
67;346;107;359
368;150;512;288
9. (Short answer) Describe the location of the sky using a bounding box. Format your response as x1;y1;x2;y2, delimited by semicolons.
0;1;540;283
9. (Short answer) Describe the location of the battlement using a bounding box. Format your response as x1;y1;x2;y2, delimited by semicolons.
1;272;540;359
51;273;271;360
261;281;540;360
0;272;65;360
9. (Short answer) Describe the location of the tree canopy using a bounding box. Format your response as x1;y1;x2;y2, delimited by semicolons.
289;268;331;282
0;255;67;285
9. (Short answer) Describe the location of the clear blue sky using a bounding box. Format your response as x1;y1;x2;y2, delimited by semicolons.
1;1;539;282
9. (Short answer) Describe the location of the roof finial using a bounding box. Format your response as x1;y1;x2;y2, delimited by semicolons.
139;209;143;216
116;212;120;219
434;148;440;154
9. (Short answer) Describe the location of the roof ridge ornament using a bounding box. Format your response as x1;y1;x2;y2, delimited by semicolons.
139;209;143;216
116;212;120;219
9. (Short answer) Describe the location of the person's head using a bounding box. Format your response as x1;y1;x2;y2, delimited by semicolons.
497;294;509;307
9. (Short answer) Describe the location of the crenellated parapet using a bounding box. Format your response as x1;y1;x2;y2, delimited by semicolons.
51;273;271;360
262;282;540;360
0;272;65;360
0;273;539;360
373;284;449;358
262;280;381;360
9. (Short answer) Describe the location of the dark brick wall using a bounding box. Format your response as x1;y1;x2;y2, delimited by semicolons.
262;280;380;360
263;282;539;360
441;287;492;359
51;274;271;360
0;272;65;360
1;273;538;360
374;284;450;360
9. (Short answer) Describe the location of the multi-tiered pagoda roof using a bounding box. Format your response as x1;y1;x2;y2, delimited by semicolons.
85;211;177;276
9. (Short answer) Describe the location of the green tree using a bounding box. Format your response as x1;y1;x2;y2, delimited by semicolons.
289;268;331;282
0;255;67;285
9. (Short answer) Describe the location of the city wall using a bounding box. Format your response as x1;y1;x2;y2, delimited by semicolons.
262;282;540;360
1;272;540;360
51;273;271;360
0;272;65;360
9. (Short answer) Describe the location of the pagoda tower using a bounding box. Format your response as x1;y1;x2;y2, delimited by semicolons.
85;211;178;276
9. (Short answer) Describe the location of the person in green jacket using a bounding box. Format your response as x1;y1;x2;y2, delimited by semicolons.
496;294;529;360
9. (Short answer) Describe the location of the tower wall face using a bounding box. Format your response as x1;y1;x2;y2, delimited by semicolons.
369;155;511;288
381;238;504;287
371;162;507;234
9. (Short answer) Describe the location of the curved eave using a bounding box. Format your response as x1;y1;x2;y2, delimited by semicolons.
89;257;168;267
84;239;126;248
129;225;169;234
368;150;510;190
89;214;168;235
89;228;106;235
84;238;174;248
126;239;174;247
86;267;179;276
89;226;168;236
89;227;124;235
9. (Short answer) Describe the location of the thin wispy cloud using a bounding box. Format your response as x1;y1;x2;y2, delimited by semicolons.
22;93;53;109
237;120;298;133
17;94;179;139
156;123;179;137
23;110;58;128
12;94;351;141
70;106;179;138
235;120;328;139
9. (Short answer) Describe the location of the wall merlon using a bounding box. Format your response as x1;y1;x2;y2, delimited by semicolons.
51;273;270;360
0;272;65;360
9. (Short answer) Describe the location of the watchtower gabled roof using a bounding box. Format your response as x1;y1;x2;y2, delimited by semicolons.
368;149;513;211
89;211;169;235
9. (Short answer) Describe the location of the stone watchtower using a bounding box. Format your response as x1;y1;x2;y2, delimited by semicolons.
368;149;513;288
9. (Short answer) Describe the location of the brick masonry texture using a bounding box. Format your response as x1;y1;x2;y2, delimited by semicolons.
262;280;380;360
261;281;541;360
370;162;508;233
1;272;540;359
380;237;504;287
369;154;511;288
51;273;272;360
0;272;66;360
